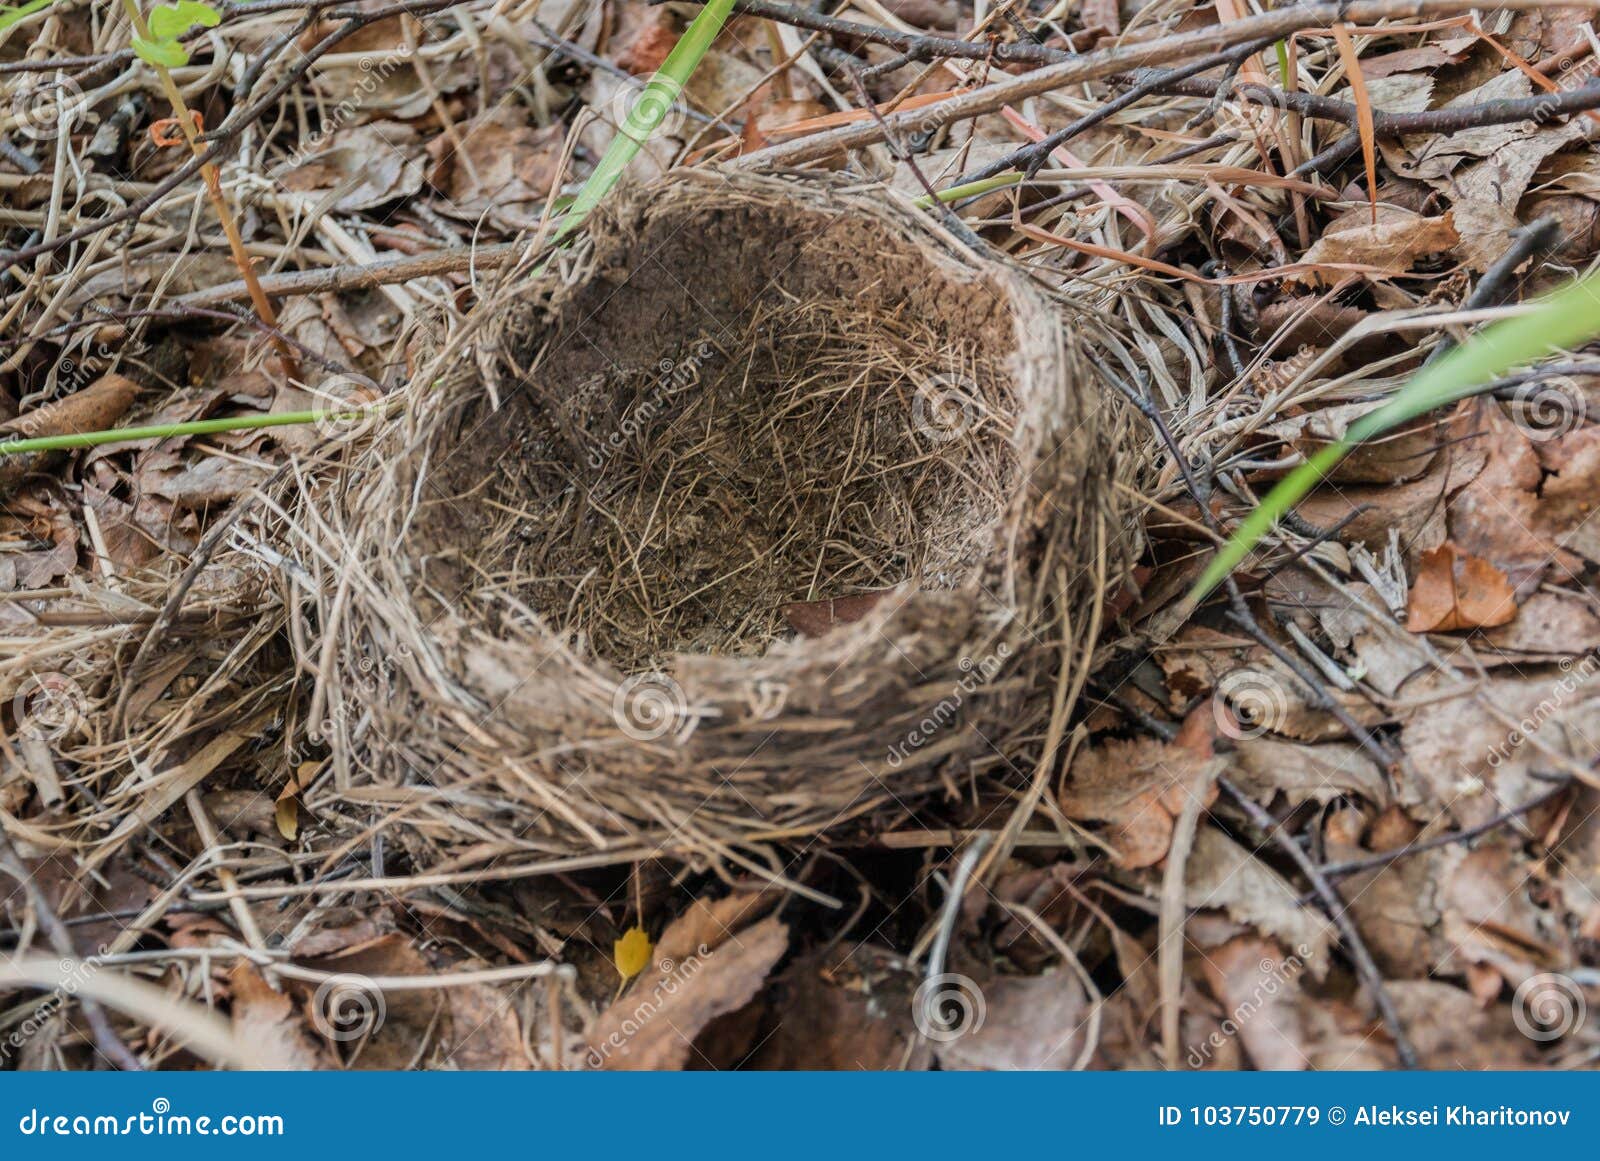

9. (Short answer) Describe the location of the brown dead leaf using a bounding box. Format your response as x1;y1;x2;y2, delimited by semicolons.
1443;399;1564;591
932;969;1091;1070
1333;835;1449;979
1441;842;1567;985
1358;37;1474;78
1530;424;1600;565
279;122;426;212
1060;716;1224;868
1481;589;1600;656
1401;669;1600;825
610;4;678;73
1229;737;1388;809
585;915;788;1070
1294;207;1458;285
230;963;330;1070
781;587;897;637
0;374;138;495
426;108;566;228
1199;936;1309;1070
1264;400;1439;484
1406;543;1518;632
146;455;274;510
1186;828;1334;969
1383;981;1539;1069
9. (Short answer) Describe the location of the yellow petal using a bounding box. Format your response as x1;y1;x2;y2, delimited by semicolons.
274;796;299;841
613;927;653;982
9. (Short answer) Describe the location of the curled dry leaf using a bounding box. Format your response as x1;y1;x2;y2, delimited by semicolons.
1294;207;1459;286
0;373;139;495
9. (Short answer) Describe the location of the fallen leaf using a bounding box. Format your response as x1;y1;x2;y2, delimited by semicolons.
781;587;898;637
584;916;788;1070
146;455;274;509
1294;207;1459;285
1406;543;1518;632
613;926;653;983
230;963;330;1069
1185;828;1334;970
1481;589;1600;656
1199;936;1310;1070
932;969;1091;1070
0;374;139;495
1401;668;1600;826
278;122;426;212
426;107;566;228
1060;719;1224;868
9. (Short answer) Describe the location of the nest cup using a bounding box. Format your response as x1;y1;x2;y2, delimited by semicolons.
329;172;1129;861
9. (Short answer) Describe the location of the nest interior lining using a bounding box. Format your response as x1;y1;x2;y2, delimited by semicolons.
417;199;1023;675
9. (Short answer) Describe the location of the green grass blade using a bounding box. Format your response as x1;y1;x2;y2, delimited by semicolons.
913;172;1023;209
0;0;58;34
1189;266;1600;603
551;0;736;246
0;410;364;455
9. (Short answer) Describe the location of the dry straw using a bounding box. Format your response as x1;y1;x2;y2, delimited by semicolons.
302;171;1134;871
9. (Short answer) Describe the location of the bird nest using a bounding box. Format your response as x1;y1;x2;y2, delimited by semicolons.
315;171;1132;867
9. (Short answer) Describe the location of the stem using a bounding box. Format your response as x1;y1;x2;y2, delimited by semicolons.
118;0;299;380
551;0;737;246
0;410;359;456
913;172;1024;208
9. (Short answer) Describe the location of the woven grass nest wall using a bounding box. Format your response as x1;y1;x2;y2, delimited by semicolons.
319;171;1132;866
